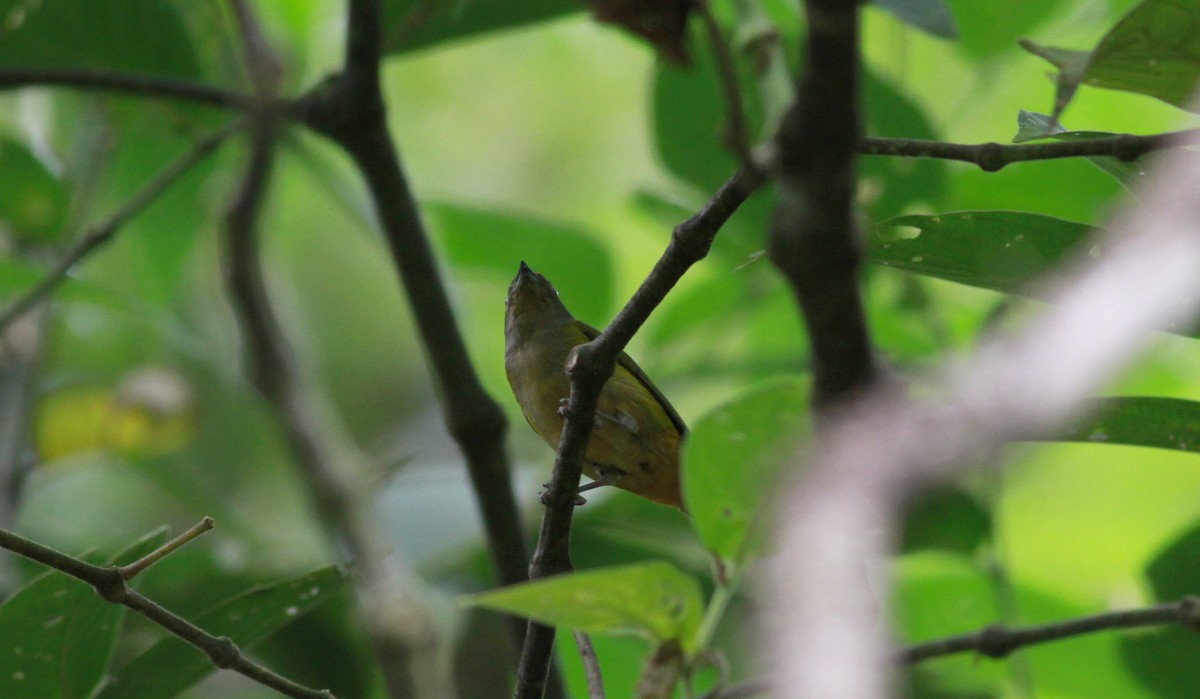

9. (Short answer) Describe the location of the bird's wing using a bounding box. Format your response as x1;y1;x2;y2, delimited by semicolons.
578;322;687;436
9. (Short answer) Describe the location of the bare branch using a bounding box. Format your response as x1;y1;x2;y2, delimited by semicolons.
768;0;876;408
573;631;606;699
861;129;1200;171
0;119;244;336
768;131;1200;697
903;597;1200;663
0;68;254;110
0;526;334;699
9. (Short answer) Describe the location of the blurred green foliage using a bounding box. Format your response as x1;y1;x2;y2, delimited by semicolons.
0;0;1198;697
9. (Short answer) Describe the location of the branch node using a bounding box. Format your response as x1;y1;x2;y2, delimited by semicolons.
208;636;242;669
977;143;1008;172
1178;596;1200;631
1113;133;1144;162
975;624;1014;658
92;568;130;604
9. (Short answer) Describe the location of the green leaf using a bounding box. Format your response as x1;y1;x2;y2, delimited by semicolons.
1011;111;1147;187
1091;518;1200;696
869;211;1096;295
1017;39;1091;117
872;0;958;39
1021;0;1200;113
0;259;129;320
0;138;68;243
382;0;581;55
1055;397;1200;454
1087;0;1200;112
1121;629;1200;699
1145;520;1200;602
83;103;219;306
0;0;201;78
1012;109;1068;143
900;486;992;555
463;562;705;652
893;552;1004;695
944;0;1064;58
862;72;948;219
95;566;349;699
683;378;810;571
0;528;169;699
427;203;614;324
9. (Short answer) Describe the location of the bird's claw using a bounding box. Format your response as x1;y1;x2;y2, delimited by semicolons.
556;398;606;429
538;483;587;507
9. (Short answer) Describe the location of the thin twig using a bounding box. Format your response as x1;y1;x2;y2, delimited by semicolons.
118;516;214;580
860;128;1200;171
0;68;255;110
699;0;753;166
903;597;1200;663
0;526;334;699
514;164;767;698
573;631;606;699
0;119;244;336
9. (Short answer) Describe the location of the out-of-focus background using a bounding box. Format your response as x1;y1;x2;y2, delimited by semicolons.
2;0;1199;696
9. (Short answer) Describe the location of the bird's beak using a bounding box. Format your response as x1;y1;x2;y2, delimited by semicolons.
515;261;536;289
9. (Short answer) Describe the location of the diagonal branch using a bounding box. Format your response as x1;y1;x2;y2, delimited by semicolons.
0;525;333;699
514;164;767;698
0;68;255;110
0;119;244;336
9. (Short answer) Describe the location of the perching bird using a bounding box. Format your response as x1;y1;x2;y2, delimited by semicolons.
504;261;686;508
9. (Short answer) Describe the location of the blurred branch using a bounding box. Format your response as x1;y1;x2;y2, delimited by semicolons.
0;119;243;336
515;163;767;697
228;0;283;94
768;0;875;408
699;1;752;165
903;597;1200;663
768;130;1200;697
0;306;48;559
0;68;255;109
295;0;555;689
0;524;333;699
573;631;606;699
222;99;443;699
861;129;1200;171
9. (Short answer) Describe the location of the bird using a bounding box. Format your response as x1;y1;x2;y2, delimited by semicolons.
504;261;686;508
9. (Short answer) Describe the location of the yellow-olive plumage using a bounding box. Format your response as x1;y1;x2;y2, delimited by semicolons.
504;262;686;508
